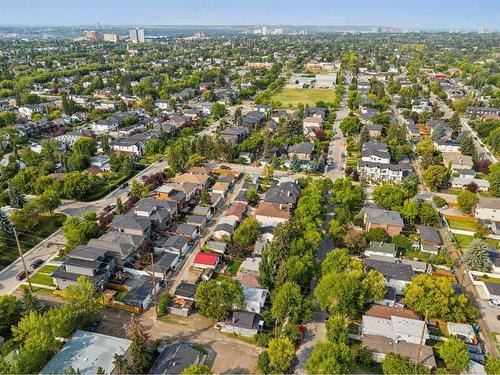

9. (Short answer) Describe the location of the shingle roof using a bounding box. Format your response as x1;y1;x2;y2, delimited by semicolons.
364;207;404;227
364;258;414;282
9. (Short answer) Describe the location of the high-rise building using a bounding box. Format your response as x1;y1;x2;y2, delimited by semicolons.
83;30;99;40
129;28;145;43
262;26;267;36
103;33;120;43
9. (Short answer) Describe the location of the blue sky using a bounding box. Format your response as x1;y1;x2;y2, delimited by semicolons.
0;0;498;29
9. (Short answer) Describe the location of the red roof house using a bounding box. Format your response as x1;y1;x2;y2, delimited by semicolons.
193;252;221;269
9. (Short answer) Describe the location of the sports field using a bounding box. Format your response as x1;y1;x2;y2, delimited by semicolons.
272;88;336;107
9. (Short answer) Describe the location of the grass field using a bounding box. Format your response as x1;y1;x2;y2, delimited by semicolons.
272;88;336;108
454;234;474;249
445;216;478;232
28;265;58;287
0;214;65;271
225;260;242;275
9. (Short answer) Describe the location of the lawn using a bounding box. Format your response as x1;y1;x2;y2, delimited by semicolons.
445;216;478;232
271;88;336;108
28;265;58;287
82;172;134;202
476;275;500;284
0;214;66;271
454;234;473;249
346;159;358;167
225;260;242;275
113;289;129;301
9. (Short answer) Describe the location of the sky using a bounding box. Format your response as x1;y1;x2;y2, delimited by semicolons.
0;0;499;29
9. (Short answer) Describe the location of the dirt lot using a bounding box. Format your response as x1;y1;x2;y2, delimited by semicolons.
97;306;261;373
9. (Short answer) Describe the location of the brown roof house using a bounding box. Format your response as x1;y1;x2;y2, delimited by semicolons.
363;207;404;236
255;202;291;226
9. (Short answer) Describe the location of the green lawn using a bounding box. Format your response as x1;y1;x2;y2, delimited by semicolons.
346;159;358;167
445;216;478;232
271;88;336;108
82;172;133;202
225;260;242;275
114;289;129;301
476;275;500;284
28;265;58;287
0;214;66;271
454;234;474;249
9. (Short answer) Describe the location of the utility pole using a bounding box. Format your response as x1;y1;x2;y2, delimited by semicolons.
150;252;158;316
415;310;429;370
14;227;32;293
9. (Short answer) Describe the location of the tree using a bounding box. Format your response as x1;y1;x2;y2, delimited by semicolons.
0;295;21;331
0;210;15;246
305;341;354;374
35;189;61;215
127;316;153;373
245;188;259;206
422;165;448;191
21;285;44;315
392;234;412;251
8;184;25;208
372;183;409;211
328;220;346;244
276;254;314;288
485;356;500;375
113;354;131;374
158;293;172;316
200;189;212;206
72;137;97;158
290;154;301;171
460;135;476;156
365;227;391;243
321;248;361;275
195;279;243;320
182;365;212;375
63;172;95;200
212;102;227;119
362;270;387;301
115;197;124;215
233;217;261;245
144;138;165;156
326;314;349;344
438;336;469;372
61;214;100;254
462;239;491;272
400;199;420;224
381;353;430;374
418;201;440;226
457;190;478;214
267;337;295;374
343;230;367;255
339;116;361;136
271;282;312;323
403;274;476;321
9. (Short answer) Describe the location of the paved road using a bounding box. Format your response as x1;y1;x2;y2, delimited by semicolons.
0;230;66;295
59;160;168;217
325;100;349;180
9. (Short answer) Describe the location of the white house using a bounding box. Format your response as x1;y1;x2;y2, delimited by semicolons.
475;197;500;222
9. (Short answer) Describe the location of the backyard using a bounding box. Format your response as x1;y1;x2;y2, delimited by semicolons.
271;88;336;107
28;265;58;288
0;214;66;271
445;216;478;232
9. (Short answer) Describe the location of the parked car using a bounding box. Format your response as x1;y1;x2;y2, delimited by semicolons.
121;183;128;189
16;271;28;281
489;299;500;307
30;259;43;269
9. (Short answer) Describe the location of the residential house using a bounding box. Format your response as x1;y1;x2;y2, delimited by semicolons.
434;139;461;153
416;225;442;254
149;342;205;373
193;252;220;270
367;124;382;137
175;223;198;241
288;142;314;161
213;217;238;240
263;181;300;206
220;310;263;337
133;198;172;232
220;127;249;145
241;285;268;314
255;201;291;226
212;181;231;197
186;215;207;229
192;205;213;221
358;161;411;183
225;202;247;223
110;137;145;156
365;241;397;258
363;207;404;236
236;257;261;288
18;104;45;118
51;246;117;291
443;153;474;172
302;116;323;135
89;155;111;171
205;241;227;254
111;214;152;238
451;177;490;192
160;235;190;256
364;258;414;294
475;197;500;222
87;231;144;265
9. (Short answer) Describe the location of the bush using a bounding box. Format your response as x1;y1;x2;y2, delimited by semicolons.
254;332;273;348
158;293;172;316
433;195;447;208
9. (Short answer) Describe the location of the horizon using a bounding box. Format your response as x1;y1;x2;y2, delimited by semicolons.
0;0;499;30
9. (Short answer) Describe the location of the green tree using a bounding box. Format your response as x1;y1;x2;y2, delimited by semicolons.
276;254;314;287
0;210;15;246
200;189;212;206
72;137;97;158
457;190;479;214
485;356;500;375
343;229;367;255
271;282;312;323
195;279;244;320
115;197;124;215
373;183;409;211
267;337;295;374
328;220;346;244
233;217;261;245
305;341;354;374
362;270;387;301
127;315;153;373
321;248;361;275
365;227;391;243
325;314;349;344
418;201;440;226
245;188;260;206
438;336;469;372
0;295;21;331
62;172;95;200
182;365;212;375
403;274;476;321
400;199;420;224
339;116;361;136
381;353;430;374
21;285;44;315
462;238;491;272
144;138;165;156
422;165;448;191
315;271;364;317
35;189;61;215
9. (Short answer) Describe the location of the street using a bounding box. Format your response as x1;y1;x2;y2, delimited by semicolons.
325;98;349;180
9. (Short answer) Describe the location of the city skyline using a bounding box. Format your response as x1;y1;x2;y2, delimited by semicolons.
0;0;499;30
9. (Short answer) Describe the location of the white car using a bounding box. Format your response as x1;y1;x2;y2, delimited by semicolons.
489;299;500;307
